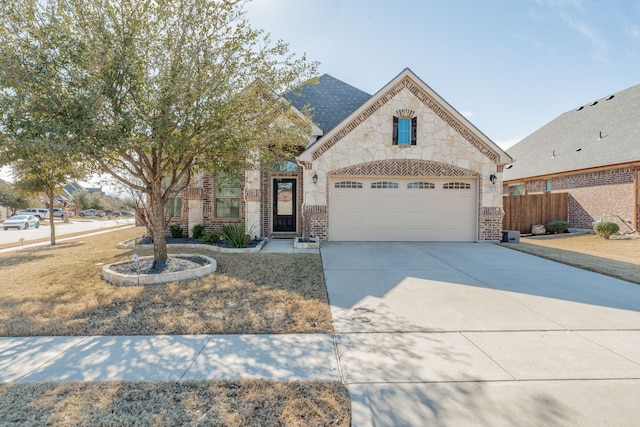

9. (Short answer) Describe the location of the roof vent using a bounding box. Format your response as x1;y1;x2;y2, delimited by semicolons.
605;95;615;100
590;101;598;106
576;148;582;152
576;106;584;111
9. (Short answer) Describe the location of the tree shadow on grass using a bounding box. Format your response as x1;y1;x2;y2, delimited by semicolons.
0;252;53;268
0;380;351;426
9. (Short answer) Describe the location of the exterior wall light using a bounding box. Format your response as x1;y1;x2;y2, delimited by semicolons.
489;173;497;185
312;173;318;184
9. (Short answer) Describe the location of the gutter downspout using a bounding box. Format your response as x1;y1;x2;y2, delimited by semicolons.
296;159;307;240
634;167;638;233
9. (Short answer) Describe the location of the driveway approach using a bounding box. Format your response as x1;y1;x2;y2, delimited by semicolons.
322;242;640;426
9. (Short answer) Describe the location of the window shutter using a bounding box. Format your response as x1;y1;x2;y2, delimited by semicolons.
392;116;398;145
411;117;417;145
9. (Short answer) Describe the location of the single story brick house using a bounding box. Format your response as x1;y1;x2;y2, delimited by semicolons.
175;68;512;241
503;83;640;231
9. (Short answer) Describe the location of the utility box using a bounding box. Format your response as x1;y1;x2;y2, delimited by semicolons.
502;230;520;243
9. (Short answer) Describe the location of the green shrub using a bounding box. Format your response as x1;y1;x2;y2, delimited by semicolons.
594;221;619;239
546;220;570;234
169;224;183;238
200;230;221;244
192;223;206;240
221;224;252;248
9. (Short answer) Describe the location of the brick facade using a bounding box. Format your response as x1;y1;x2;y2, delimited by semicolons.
169;172;246;237
506;167;637;230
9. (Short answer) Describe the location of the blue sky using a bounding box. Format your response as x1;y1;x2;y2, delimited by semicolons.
2;0;639;183
245;0;640;149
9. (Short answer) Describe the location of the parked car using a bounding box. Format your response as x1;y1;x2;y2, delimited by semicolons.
53;208;74;218
120;211;134;217
79;209;103;217
3;214;40;230
103;209;120;217
16;208;49;220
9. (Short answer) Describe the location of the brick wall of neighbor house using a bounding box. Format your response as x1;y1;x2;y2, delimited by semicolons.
514;167;635;230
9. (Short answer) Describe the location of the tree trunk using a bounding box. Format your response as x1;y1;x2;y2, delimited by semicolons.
48;191;56;246
150;184;168;269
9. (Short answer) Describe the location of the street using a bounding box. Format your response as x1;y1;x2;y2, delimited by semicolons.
0;217;136;247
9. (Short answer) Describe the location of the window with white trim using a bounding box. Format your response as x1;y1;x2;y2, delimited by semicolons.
216;174;240;218
509;185;524;195
167;197;182;218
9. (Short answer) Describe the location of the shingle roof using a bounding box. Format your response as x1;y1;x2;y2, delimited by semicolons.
504;83;640;181
285;74;371;136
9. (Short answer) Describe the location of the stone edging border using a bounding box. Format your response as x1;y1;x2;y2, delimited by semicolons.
117;238;268;253
102;254;217;286
293;237;320;249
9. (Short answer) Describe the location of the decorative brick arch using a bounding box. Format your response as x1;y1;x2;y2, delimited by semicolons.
329;159;480;178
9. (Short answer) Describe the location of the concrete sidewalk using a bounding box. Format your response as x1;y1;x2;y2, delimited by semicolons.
0;334;339;383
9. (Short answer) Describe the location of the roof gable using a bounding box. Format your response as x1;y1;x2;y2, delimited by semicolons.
284;74;371;136
504;83;640;181
299;68;510;164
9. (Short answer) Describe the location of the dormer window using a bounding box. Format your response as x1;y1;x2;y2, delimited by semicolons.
392;116;417;145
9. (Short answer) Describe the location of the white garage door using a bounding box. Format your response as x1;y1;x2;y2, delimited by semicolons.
329;177;477;241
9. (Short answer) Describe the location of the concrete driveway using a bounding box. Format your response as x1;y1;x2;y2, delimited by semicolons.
322;242;640;426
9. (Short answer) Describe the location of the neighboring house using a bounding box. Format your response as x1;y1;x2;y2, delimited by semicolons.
503;84;640;231
176;68;512;242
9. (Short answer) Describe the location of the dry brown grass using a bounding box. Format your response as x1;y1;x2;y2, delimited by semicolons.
502;233;640;285
0;380;350;426
0;227;333;336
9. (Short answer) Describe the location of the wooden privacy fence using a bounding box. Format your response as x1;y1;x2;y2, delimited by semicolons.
502;193;569;234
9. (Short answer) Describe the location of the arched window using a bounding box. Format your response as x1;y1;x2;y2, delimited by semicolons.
273;161;298;172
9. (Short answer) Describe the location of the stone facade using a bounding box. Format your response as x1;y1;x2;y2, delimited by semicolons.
300;74;506;241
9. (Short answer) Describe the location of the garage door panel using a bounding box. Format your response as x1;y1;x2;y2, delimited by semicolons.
329;177;477;242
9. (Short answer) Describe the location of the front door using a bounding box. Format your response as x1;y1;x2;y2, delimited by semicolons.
273;178;296;232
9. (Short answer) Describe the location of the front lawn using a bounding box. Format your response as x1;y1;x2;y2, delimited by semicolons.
0;227;333;336
0;380;350;426
502;233;640;285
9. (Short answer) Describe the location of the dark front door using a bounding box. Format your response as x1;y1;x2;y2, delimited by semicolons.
273;179;296;232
